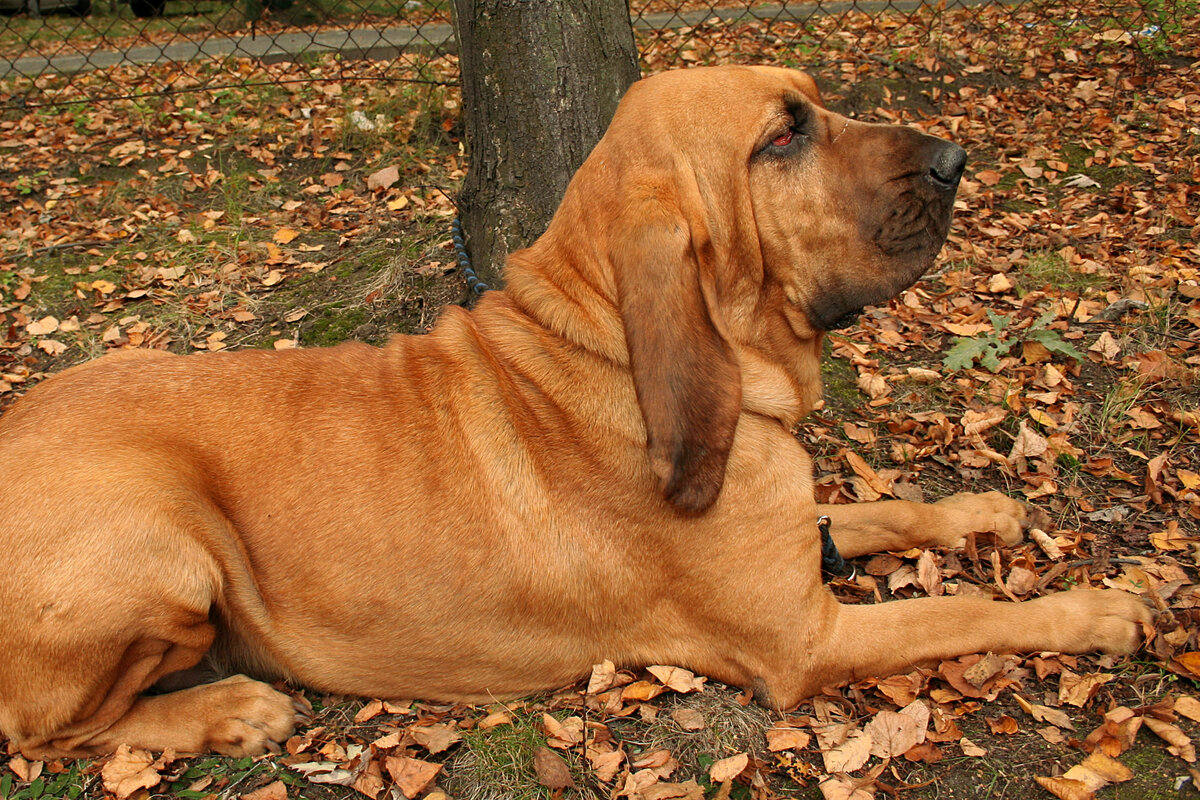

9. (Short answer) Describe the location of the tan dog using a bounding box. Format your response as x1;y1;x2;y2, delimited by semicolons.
0;66;1149;759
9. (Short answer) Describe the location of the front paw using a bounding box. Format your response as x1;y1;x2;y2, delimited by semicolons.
931;490;1046;548
1033;589;1153;655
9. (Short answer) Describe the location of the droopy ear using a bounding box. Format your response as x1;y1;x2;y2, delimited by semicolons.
612;212;742;514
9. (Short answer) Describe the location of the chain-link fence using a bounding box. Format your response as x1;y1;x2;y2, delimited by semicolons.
0;1;1181;108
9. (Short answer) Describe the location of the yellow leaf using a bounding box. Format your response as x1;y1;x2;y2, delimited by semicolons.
274;227;300;244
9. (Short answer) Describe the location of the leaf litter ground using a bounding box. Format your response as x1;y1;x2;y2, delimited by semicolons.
1;4;1199;800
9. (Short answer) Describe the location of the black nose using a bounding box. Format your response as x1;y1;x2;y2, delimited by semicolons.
930;142;967;187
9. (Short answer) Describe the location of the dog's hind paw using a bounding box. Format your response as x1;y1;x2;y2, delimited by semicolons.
201;675;300;757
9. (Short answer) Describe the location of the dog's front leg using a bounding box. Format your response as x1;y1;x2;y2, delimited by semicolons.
780;588;1151;706
817;490;1043;558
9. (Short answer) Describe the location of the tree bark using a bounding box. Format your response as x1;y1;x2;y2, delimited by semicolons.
451;0;640;290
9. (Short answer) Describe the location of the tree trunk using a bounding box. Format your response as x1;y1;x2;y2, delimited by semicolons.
451;0;640;290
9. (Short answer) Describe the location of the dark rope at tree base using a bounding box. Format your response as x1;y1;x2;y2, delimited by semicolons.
451;217;488;297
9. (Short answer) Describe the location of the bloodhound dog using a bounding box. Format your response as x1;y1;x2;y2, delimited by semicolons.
0;65;1148;758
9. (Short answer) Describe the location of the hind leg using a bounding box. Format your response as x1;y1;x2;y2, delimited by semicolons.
0;501;301;758
2;590;300;759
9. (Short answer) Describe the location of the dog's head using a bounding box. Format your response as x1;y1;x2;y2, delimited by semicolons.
510;65;965;513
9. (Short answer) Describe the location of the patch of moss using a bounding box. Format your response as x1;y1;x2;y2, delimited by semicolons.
299;305;367;347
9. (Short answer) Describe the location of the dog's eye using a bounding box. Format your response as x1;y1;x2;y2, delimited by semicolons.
764;125;805;156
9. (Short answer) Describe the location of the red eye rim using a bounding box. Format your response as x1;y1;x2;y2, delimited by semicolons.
771;129;794;147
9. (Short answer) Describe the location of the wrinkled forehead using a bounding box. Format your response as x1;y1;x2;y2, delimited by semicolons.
607;66;822;154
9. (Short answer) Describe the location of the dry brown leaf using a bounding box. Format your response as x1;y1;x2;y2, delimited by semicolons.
410;722;461;754
673;708;706;731
273;227;300;244
823;731;872;774
963;652;1007;689
1005;565;1037;597
1030;528;1064;559
622;680;667;702
916;550;943;596
1008;421;1050;462
1144;717;1197;762
101;745;167;800
856;371;889;400
588;747;625;783
353;698;383;723
384;756;442;799
866;710;920;758
958;737;986;757
647;665;706;693
352;759;386;800
1058;670;1115;708
25;316;59;336
1015;694;1076;730
766;726;811;752
1034;776;1094;800
897;700;930;744
366;165;400;191
533;746;576;790
543;714;584;748
986;715;1018;735
818;774;876;800
1038;726;1067;744
241;779;288;800
7;757;41;783
1175;696;1200;723
709;753;749;783
588;659;618;694
479;709;513;729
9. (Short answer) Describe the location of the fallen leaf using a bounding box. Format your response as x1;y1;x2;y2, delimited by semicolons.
647;665;706;693
673;708;706;731
533;746;576;790
410;722;461;754
1176;696;1200;723
959;736;986;757
25;316;59;336
1058;670;1115;708
543;714;584;747
588;660;618;693
589;747;624;782
708;752;748;783
241;780;288;800
986;715;1019;735
818;774;876;800
766;725;811;751
384;756;441;799
823;731;872;773
354;699;383;723
1144;717;1196;762
101;745;166;799
866;709;920;758
7;757;41;783
273;227;300;244
367;165;401;191
1030;528;1064;559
